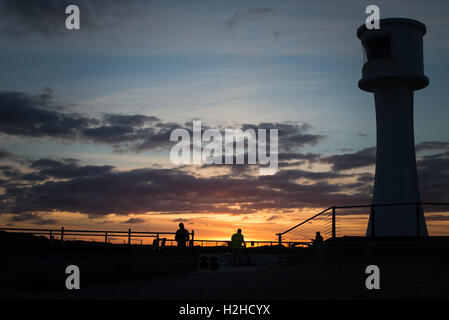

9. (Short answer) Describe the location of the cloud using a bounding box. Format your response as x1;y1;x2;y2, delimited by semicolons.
121;217;146;224
0;165;23;179
0;0;142;38
29;158;114;179
321;147;376;171
318;141;449;173
0;160;371;218
1;89;448;221
103;114;160;127
3;140;449;221
0;150;19;161
0;89;179;152
241;122;325;151
278;152;320;161
9;212;57;226
0;89;325;155
416;141;449;152
173;218;190;223
225;8;275;28
418;151;449;202
0;90;95;137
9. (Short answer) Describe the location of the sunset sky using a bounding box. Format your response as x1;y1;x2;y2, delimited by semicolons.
1;0;449;242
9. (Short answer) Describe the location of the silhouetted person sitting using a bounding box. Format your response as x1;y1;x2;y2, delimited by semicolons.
231;229;245;266
175;223;190;248
313;231;323;245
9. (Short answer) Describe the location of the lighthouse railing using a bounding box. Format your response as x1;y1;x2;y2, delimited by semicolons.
277;201;449;247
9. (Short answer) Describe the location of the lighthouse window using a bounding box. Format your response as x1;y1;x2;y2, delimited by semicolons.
365;36;391;61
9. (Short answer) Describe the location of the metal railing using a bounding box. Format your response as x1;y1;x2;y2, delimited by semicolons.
190;239;296;248
0;226;301;249
0;227;195;249
276;202;449;246
0;227;293;249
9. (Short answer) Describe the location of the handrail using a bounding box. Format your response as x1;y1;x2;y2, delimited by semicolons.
0;227;178;235
0;227;196;249
277;201;449;239
277;206;333;236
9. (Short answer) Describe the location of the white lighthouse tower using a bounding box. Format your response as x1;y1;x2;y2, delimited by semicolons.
357;18;428;236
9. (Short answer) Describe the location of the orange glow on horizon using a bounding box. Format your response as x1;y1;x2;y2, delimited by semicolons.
2;209;449;244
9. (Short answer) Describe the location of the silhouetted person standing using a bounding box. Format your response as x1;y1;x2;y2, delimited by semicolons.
231;229;245;266
175;223;190;248
312;231;324;258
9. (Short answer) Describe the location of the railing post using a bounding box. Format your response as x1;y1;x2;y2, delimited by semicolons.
370;205;375;237
191;230;195;251
61;227;64;244
128;228;131;246
277;233;282;258
49;230;53;242
416;202;420;237
105;231;108;244
156;233;160;251
332;206;336;239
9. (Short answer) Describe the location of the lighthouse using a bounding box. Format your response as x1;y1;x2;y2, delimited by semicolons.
357;18;428;236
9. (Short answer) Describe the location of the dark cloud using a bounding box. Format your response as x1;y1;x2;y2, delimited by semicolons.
9;212;57;226
321;147;376;171
316;141;449;173
241;122;325;151
0;160;371;218
173;218;191;223
0;89;324;155
1;89;448;221
0;149;27;165
0;150;17;160
29;158;114;179
121;217;146;224
0;0;143;38
278;152;320;161
0;90;95;137
2;142;449;221
356;172;373;183
418;151;449;202
278;160;304;168
0;90;178;152
103;114;160;127
262;168;348;181
225;8;275;28
416;141;449;152
0;165;23;179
